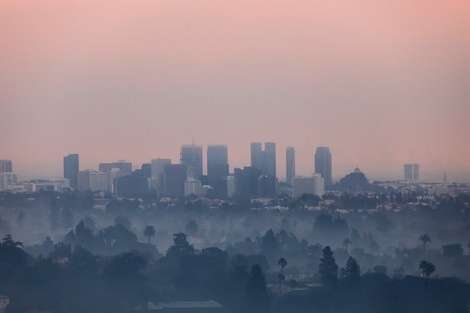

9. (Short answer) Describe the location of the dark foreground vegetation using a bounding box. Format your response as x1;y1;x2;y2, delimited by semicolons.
0;190;470;312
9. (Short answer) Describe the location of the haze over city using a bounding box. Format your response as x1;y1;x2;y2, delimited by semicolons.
1;1;470;182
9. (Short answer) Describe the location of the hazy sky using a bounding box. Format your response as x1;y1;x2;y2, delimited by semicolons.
1;1;469;182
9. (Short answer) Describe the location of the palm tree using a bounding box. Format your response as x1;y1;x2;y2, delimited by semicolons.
419;260;435;278
342;238;352;252
277;257;287;295
143;225;156;244
419;260;435;313
419;234;431;257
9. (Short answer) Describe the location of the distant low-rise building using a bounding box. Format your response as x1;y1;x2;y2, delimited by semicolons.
0;172;17;190
78;170;107;192
292;175;324;197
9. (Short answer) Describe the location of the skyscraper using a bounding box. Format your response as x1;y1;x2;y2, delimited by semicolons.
207;145;228;176
151;158;171;194
181;144;203;179
263;142;276;177
63;154;79;189
250;142;276;177
250;142;262;169
207;145;229;198
315;147;332;186
404;163;419;182
0;160;13;173
286;147;295;185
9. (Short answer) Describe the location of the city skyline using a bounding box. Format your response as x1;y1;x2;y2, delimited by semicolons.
1;2;469;182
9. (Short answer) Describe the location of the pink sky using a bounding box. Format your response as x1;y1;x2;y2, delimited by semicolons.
1;1;470;182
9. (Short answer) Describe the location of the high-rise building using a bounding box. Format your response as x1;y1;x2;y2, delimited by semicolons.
404;163;420;182
250;142;276;177
78;169;107;192
181;144;203;179
63;154;79;189
234;166;262;198
150;158;172;194
163;164;188;198
207;145;229;198
251;142;262;170
286;147;295;185
315;147;332;186
0;160;13;173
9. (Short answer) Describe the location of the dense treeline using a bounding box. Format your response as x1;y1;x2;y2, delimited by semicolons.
1;190;470;312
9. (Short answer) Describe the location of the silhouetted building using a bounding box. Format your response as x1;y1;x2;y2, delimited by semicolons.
292;175;324;197
163;164;188;198
338;168;370;189
404;163;419;182
141;163;151;179
0;160;13;173
181;144;203;179
257;175;278;198
63;154;79;189
234;166;262;198
251;142;276;177
251;142;262;170
315;147;332;186
150;158;171;194
207;145;229;198
286;147;295;185
115;171;149;196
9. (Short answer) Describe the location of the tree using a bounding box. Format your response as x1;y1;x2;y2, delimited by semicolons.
166;233;194;258
419;234;431;257
419;260;435;313
343;238;352;252
342;256;360;283
260;229;279;260
319;246;338;313
319;246;339;288
419;260;435;278
277;257;287;294
245;264;268;313
143;225;156;244
184;221;199;237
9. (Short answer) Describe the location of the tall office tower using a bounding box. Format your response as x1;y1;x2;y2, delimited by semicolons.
207;145;229;198
163;164;188;198
0;160;13;173
250;142;276;177
286;147;295;185
315;147;332;186
404;163;420;182
63;154;79;189
181;144;203;179
263;142;276;177
251;142;262;169
150;158;171;194
234;166;262;198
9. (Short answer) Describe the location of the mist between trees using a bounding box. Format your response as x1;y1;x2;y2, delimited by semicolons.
0;190;469;313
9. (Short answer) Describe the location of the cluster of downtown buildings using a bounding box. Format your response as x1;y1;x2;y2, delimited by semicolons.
1;145;424;198
61;143;330;199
